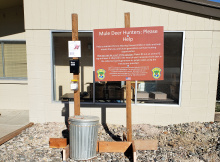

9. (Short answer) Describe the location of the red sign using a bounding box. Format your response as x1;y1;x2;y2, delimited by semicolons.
94;26;164;81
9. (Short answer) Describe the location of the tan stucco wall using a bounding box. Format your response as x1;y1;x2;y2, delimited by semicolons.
23;0;220;125
0;6;28;110
0;80;28;110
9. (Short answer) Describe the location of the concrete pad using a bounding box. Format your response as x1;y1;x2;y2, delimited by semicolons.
0;110;29;139
0;125;24;138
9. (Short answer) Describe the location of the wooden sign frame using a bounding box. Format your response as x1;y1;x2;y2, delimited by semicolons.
125;12;132;142
72;14;80;116
58;12;158;162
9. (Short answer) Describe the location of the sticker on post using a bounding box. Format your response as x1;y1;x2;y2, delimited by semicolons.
68;41;81;57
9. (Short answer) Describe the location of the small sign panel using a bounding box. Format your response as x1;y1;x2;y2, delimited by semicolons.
70;83;78;90
68;41;81;57
69;59;79;74
94;26;164;81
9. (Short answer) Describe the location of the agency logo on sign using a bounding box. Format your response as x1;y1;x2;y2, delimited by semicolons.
152;67;162;79
97;69;106;80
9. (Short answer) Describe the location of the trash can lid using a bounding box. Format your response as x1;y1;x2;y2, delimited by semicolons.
69;115;99;122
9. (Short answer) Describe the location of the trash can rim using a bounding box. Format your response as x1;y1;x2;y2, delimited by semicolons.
69;115;99;122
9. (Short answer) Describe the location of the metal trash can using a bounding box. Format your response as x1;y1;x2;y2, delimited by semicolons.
69;115;99;160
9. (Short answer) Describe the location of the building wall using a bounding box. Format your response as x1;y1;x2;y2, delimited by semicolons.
0;80;28;110
23;0;220;125
0;6;28;110
0;6;25;39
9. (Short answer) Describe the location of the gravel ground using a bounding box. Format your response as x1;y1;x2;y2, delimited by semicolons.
0;122;220;162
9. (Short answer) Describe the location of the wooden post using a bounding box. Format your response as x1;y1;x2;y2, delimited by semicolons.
72;14;80;116
125;12;132;142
